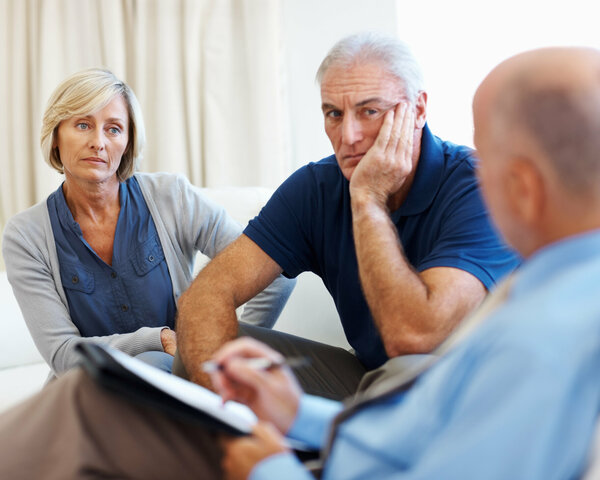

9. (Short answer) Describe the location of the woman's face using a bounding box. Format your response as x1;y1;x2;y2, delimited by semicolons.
54;95;129;185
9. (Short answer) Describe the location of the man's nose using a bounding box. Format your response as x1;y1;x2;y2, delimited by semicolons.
341;114;363;145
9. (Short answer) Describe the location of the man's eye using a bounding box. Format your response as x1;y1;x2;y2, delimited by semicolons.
326;110;342;119
364;108;378;116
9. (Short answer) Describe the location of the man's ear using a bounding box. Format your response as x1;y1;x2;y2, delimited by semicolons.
414;91;427;129
506;157;545;226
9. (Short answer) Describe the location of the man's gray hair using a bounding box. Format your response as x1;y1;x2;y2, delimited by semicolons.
316;32;425;101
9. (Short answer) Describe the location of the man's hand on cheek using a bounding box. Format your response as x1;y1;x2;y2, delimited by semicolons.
221;422;290;480
349;103;415;208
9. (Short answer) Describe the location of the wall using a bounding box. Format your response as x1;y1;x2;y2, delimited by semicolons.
283;0;600;154
399;0;600;148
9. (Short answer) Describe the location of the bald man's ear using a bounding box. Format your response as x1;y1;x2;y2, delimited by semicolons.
414;91;427;129
506;157;545;226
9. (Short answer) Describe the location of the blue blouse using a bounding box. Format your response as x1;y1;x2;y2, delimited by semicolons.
47;177;176;337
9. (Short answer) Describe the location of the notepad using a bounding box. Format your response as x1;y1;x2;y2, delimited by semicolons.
76;343;256;436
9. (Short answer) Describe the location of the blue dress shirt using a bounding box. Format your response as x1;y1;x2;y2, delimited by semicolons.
47;177;176;337
251;230;600;479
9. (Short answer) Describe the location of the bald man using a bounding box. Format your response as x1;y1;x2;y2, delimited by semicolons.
2;47;600;479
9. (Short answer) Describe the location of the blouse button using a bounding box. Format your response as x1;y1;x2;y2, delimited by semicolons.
72;276;79;284
121;304;129;312
148;255;155;262
111;272;117;279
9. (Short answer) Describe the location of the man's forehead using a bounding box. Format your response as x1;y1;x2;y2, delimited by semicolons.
320;67;406;107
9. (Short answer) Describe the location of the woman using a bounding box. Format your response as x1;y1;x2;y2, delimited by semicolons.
2;68;293;377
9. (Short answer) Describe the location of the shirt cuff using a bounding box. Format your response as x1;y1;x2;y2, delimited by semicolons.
287;394;344;449
249;452;314;480
135;326;166;353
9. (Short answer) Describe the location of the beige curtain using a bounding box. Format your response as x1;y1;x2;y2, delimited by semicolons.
0;0;288;269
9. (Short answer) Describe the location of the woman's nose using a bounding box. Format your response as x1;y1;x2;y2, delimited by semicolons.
88;131;105;151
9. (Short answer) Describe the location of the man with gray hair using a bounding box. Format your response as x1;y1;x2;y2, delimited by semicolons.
175;32;517;399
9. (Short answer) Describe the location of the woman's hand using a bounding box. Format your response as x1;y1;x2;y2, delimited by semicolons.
160;328;177;355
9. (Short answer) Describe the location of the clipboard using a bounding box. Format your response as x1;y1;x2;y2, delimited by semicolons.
76;343;255;436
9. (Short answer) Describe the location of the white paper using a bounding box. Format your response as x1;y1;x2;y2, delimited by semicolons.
106;346;257;433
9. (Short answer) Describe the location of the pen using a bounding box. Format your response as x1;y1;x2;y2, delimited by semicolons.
201;356;310;373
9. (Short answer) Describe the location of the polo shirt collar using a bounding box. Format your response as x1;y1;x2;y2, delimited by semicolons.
392;123;445;219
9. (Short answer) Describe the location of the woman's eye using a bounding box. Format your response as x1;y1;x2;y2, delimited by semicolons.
76;122;89;130
108;127;121;135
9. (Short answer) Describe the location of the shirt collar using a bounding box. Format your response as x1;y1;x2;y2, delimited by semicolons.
510;229;600;300
55;182;81;235
54;180;127;236
392;123;446;218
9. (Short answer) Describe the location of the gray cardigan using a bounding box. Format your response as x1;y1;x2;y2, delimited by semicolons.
2;172;294;376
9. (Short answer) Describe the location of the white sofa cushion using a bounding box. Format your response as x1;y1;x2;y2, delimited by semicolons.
0;271;44;369
0;271;49;412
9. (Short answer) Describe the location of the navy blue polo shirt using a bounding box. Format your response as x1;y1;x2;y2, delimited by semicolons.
244;124;519;369
47;177;176;338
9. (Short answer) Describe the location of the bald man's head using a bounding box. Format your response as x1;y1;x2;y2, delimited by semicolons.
474;47;600;195
473;47;600;257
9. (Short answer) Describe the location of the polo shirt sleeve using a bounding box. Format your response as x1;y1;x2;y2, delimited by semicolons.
244;165;318;278
416;161;519;289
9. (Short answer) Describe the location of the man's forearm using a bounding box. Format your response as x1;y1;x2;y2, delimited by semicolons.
351;195;436;356
351;194;486;356
176;235;284;386
177;267;239;386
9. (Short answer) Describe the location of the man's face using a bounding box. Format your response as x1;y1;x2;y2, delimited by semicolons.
320;61;407;180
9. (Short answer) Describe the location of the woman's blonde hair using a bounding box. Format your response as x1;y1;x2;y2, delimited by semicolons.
40;68;145;181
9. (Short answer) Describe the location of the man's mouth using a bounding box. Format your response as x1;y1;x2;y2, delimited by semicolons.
343;153;365;164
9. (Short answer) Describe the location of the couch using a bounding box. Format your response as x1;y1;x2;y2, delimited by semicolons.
0;186;349;413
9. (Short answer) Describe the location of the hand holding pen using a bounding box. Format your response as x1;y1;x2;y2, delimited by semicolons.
207;337;304;435
202;355;310;374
